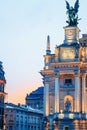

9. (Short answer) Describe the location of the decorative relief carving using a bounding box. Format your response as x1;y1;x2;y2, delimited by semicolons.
51;62;81;68
60;47;76;60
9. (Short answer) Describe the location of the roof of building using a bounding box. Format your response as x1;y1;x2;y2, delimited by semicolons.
26;86;44;100
5;102;43;114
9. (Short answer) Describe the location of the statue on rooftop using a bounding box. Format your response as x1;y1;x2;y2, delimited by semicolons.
65;0;79;26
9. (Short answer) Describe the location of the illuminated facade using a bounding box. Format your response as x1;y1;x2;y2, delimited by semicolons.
0;61;6;129
40;4;87;130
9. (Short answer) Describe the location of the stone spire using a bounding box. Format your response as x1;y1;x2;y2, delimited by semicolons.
46;35;51;55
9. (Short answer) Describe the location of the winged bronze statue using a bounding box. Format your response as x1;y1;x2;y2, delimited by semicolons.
65;0;79;26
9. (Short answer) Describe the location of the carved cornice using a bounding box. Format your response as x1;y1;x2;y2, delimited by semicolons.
43;55;51;58
51;62;80;68
51;62;87;69
40;62;87;77
59;70;74;75
40;70;54;76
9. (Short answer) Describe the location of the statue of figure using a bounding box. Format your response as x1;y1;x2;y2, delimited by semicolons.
65;98;71;112
65;0;80;26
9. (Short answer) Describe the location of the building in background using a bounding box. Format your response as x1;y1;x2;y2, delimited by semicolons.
4;103;43;130
0;61;6;129
40;0;87;130
79;34;87;49
26;87;43;110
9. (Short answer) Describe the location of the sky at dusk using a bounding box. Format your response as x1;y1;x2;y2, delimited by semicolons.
0;0;87;104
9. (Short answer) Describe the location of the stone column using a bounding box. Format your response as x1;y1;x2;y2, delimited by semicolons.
54;74;59;113
75;74;80;112
44;77;49;116
82;74;86;113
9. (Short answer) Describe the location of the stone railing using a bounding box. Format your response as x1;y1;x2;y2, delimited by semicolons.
63;83;73;88
53;112;87;120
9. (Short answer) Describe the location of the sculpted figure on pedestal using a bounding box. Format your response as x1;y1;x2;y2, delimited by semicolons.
65;98;71;112
65;0;80;26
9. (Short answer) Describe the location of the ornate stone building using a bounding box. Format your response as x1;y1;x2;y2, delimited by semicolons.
40;0;87;130
0;61;6;129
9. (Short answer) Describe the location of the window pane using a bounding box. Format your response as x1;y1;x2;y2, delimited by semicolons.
65;79;72;84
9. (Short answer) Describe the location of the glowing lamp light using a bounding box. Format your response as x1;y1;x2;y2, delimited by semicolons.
59;114;64;119
69;113;74;119
45;66;49;69
59;110;64;119
60;110;63;114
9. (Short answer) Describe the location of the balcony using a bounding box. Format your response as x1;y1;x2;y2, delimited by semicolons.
53;112;87;120
63;83;73;88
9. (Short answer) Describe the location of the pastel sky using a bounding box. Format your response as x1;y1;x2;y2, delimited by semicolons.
0;0;87;104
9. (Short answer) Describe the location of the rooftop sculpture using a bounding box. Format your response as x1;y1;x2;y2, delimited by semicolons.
66;0;79;26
